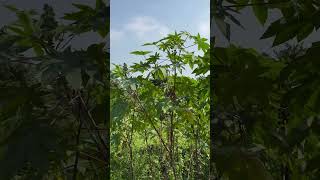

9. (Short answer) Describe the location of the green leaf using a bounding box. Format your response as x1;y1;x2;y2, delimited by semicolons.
111;98;129;122
252;0;268;25
130;51;152;56
260;19;281;39
17;12;34;34
81;68;90;87
7;26;26;36
235;0;249;10
313;11;320;29
15;38;32;47
160;67;167;78
142;42;155;46
214;16;231;41
63;11;86;21
4;5;19;12
32;43;44;56
297;23;314;42
95;0;104;9
272;22;301;46
72;3;93;11
193;33;209;51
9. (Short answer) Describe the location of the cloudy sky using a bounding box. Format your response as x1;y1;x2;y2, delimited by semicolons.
110;0;210;66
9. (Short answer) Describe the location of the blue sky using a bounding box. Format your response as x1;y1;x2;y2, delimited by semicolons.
110;0;209;66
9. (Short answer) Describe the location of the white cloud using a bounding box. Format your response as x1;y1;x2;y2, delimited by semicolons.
198;21;210;39
158;26;170;37
110;29;125;42
124;16;170;39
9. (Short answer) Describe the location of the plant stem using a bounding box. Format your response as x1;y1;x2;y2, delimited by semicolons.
72;101;82;180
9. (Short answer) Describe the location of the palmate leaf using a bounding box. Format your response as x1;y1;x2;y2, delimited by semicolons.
272;23;301;46
213;46;276;107
4;6;51;56
261;9;320;46
87;43;108;79
297;23;314;41
63;0;109;38
278;42;320;115
226;12;244;28
32;43;44;56
192;33;210;51
261;18;302;46
111;98;129;124
312;10;320;29
4;6;37;35
252;0;268;25
63;3;94;21
214;16;231;41
260;19;281;39
6;26;26;36
72;3;94;11
4;5;19;12
16;12;34;34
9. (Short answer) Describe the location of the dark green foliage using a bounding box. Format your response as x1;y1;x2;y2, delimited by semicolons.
0;1;109;179
63;0;109;37
212;0;320;179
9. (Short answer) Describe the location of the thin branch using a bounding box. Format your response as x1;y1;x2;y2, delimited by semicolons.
128;87;179;179
72;100;82;180
224;1;290;8
80;151;108;165
55;31;65;50
8;60;39;65
78;96;109;160
60;34;76;50
63;165;75;170
129;89;170;154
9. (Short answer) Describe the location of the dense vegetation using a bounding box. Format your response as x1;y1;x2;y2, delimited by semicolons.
211;0;320;179
0;0;320;179
0;1;110;179
110;32;210;179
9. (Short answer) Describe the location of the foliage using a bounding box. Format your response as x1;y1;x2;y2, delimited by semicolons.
0;1;109;179
1;0;319;179
111;31;210;179
211;0;320;179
